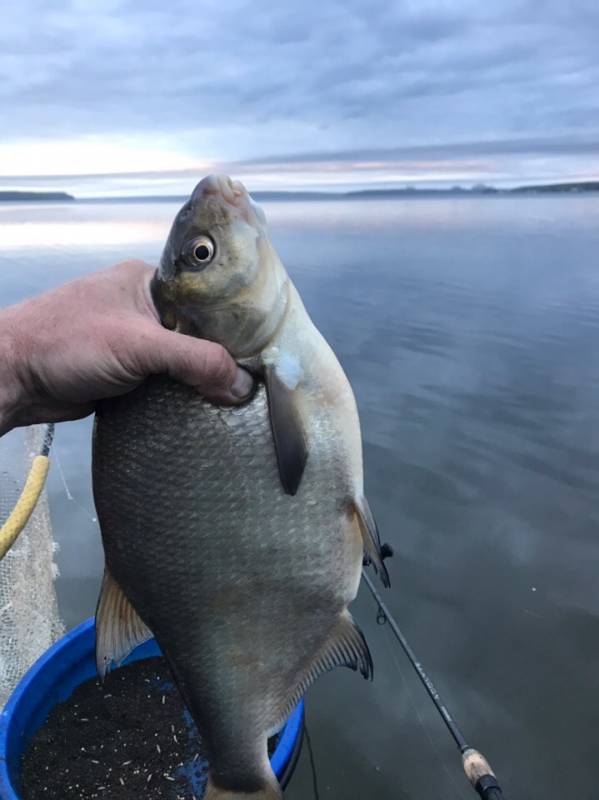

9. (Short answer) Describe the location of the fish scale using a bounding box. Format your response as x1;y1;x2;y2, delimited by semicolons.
94;376;362;764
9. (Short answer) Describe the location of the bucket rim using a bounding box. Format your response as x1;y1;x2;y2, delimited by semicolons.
0;617;304;798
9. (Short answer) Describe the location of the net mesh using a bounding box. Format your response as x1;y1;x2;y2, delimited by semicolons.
0;425;64;707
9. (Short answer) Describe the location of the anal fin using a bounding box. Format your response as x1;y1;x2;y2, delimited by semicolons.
310;610;373;682
351;495;391;588
275;611;373;729
95;568;152;679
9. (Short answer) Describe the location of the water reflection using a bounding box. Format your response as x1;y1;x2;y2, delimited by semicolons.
0;202;170;248
2;194;599;798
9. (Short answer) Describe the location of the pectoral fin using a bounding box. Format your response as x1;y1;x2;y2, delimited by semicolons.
95;569;152;679
352;495;391;588
265;365;308;496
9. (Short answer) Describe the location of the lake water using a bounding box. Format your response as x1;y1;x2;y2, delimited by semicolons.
2;194;599;799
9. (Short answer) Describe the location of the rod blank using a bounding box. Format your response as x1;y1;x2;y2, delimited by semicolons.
362;568;505;799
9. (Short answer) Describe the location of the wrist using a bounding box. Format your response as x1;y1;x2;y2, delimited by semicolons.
0;311;28;436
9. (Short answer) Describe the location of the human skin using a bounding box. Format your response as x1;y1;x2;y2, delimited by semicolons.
0;260;253;437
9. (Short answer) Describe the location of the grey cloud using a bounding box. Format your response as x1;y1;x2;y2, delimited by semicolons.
4;132;599;181
232;136;599;167
1;0;599;186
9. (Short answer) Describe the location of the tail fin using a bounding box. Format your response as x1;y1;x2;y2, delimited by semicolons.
204;775;283;800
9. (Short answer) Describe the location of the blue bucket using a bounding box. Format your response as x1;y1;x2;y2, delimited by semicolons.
0;617;304;798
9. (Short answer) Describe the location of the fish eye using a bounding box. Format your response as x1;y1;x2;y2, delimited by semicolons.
187;235;215;267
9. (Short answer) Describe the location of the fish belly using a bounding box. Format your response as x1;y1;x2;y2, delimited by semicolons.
92;375;362;782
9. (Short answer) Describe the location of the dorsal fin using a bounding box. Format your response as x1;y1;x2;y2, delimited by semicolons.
352;495;391;588
95;569;152;679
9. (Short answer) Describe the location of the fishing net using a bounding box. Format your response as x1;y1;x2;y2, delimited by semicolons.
0;425;64;707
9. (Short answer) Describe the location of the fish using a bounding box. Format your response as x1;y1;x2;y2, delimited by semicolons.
92;174;390;800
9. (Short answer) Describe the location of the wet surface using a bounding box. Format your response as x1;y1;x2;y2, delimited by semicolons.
3;194;599;799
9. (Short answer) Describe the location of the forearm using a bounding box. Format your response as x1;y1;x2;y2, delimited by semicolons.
0;309;27;436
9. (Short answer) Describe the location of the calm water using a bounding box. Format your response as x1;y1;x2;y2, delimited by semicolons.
2;195;599;799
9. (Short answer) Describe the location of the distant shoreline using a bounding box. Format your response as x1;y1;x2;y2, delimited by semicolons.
0;191;75;203
1;182;599;203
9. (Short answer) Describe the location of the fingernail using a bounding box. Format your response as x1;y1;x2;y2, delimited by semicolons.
231;368;254;399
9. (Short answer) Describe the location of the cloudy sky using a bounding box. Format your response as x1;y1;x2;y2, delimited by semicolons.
1;0;599;196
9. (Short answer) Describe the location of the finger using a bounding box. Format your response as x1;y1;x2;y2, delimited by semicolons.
145;328;254;404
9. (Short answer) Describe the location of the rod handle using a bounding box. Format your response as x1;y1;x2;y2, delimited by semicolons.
462;748;504;799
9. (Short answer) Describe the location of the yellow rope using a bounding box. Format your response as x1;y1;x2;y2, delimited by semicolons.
0;455;50;560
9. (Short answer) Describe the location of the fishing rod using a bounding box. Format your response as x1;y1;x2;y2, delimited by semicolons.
362;563;505;800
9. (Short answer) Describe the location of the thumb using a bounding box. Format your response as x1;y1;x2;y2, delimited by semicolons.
145;326;254;404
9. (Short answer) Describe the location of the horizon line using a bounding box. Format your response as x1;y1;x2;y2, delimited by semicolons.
3;180;599;203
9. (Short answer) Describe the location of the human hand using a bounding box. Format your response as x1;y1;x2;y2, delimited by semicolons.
0;260;253;435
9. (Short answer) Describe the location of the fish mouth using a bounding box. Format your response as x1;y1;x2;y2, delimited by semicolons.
191;174;266;229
